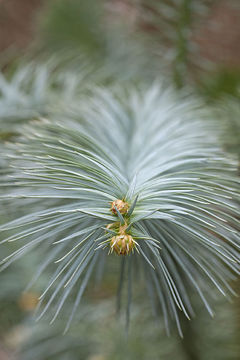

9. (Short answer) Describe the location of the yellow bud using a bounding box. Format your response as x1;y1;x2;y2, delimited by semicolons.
110;234;135;255
110;199;129;215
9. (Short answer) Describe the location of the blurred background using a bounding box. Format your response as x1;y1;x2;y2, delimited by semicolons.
0;1;240;359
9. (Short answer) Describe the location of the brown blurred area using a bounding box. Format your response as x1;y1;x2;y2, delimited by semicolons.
0;0;44;52
0;0;240;69
0;346;12;360
194;0;240;68
107;0;240;69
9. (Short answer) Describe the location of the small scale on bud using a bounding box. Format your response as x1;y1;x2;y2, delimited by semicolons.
106;222;119;231
110;234;135;255
110;199;129;215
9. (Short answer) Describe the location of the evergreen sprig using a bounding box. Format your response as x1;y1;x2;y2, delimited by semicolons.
0;85;239;335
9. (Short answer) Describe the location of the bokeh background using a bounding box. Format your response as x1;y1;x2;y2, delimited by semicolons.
0;1;240;359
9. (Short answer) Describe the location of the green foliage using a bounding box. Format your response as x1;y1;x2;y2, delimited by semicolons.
0;82;239;335
198;69;240;101
104;0;215;86
35;0;216;87
38;0;105;56
215;98;240;163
